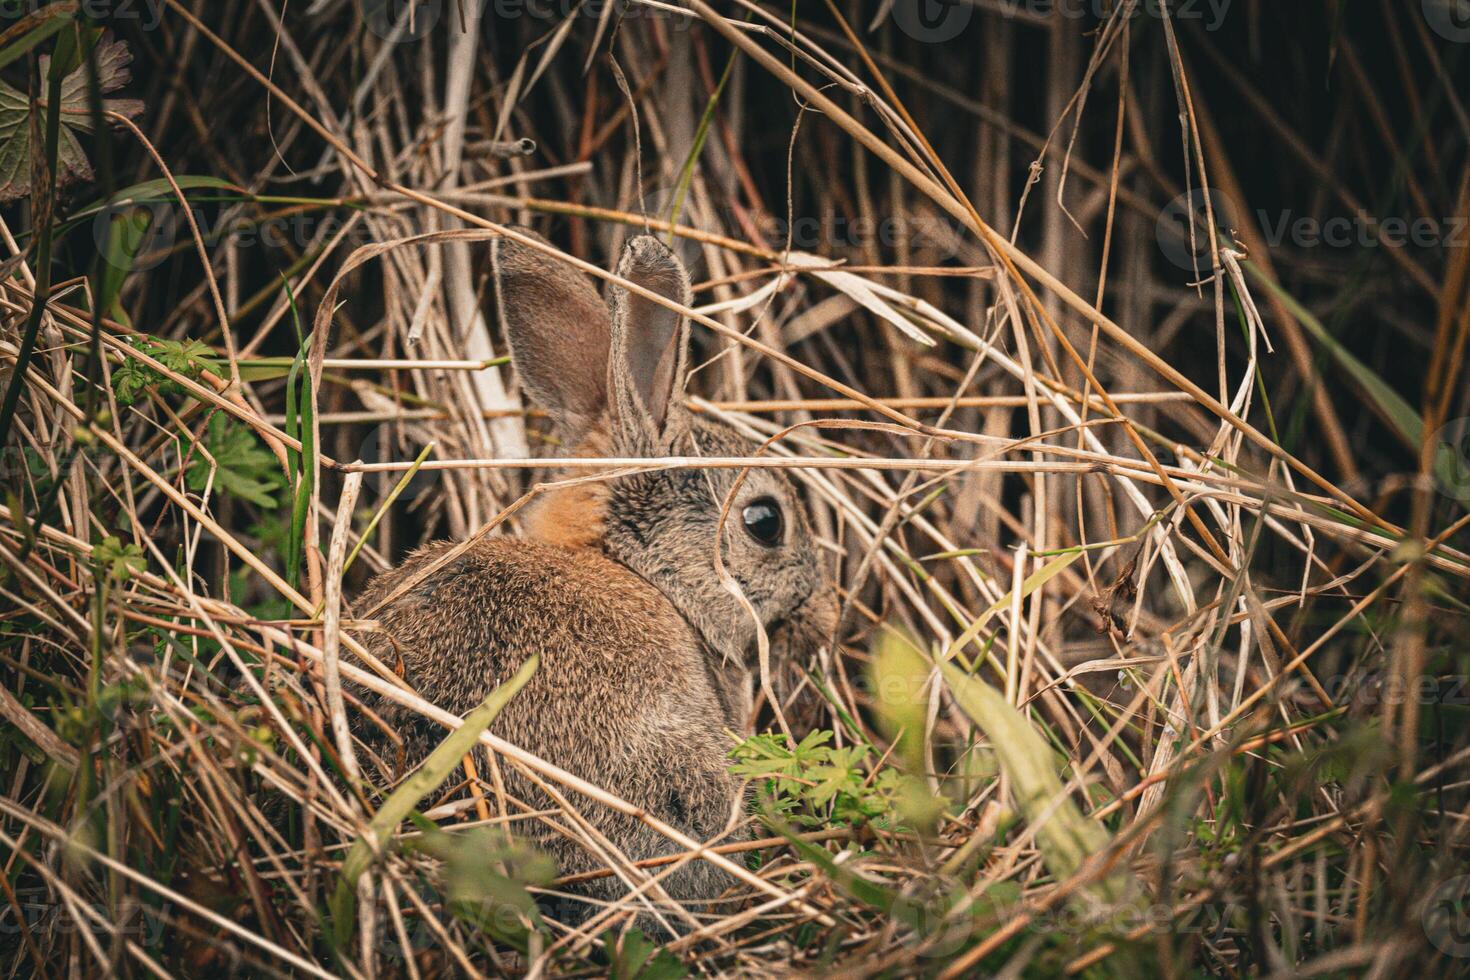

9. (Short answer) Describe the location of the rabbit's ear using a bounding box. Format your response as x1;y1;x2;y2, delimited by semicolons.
607;235;692;442
491;230;611;436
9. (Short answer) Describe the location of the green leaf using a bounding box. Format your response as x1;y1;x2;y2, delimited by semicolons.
96;206;146;326
870;627;929;773
342;440;433;578
75;179;243;316
93;535;143;582
71;175;241;222
606;928;687;980
184;414;284;510
155;338;216;376
282;291;313;589
759;804;902;913
0;33;145;202
943;551;1081;666
46;19;97;82
663;38;738;244
730;728;926;829
112;335;221;405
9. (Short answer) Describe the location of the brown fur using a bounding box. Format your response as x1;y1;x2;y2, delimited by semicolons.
349;232;837;928
354;537;745;916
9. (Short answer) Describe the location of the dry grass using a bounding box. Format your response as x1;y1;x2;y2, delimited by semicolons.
2;0;1469;976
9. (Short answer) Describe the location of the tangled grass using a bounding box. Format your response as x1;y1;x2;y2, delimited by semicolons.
1;0;1469;975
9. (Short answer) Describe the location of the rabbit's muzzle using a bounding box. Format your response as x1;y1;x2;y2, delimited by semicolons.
771;578;840;662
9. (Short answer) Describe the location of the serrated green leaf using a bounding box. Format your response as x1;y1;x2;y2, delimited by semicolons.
0;34;144;202
112;335;221;405
94;535;144;582
185;414;284;510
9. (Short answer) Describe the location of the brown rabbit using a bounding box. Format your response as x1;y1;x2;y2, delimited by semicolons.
351;231;837;928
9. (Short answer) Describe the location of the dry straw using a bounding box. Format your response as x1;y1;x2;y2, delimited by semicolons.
1;0;1467;976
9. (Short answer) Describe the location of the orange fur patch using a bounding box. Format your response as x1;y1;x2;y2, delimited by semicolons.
524;481;609;549
522;421;612;549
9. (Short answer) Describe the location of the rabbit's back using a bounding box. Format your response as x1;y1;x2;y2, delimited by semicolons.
351;537;750;919
355;536;742;762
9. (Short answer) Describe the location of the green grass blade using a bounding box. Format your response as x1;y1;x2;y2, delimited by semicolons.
938;655;1135;907
1246;262;1421;448
342;441;435;578
330;655;539;948
942;551;1080;666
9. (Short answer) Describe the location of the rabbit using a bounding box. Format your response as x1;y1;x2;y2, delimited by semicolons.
349;230;838;929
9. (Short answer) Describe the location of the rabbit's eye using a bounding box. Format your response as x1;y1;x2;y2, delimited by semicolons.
742;498;784;547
